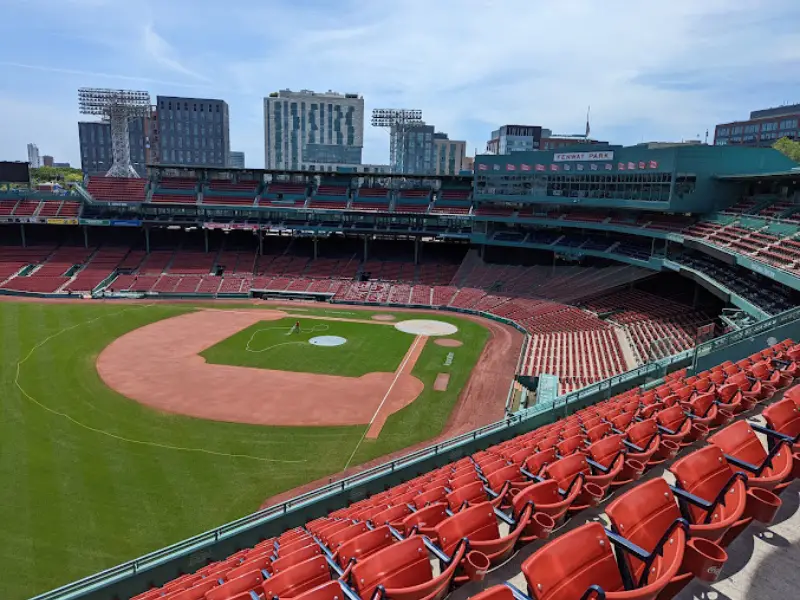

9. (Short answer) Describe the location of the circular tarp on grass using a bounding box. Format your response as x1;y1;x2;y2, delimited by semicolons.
309;335;348;347
394;319;458;337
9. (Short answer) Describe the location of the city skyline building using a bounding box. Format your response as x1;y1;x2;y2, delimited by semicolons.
27;143;41;168
264;89;364;171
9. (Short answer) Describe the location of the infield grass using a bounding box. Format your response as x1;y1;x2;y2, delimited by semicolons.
0;302;488;599
200;317;411;376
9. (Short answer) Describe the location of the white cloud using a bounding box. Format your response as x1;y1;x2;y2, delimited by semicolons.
142;24;210;82
1;0;799;167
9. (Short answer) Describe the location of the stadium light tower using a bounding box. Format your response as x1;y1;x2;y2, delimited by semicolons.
371;108;423;174
78;88;151;178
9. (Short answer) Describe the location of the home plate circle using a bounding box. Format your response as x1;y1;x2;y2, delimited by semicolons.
394;319;458;336
309;335;347;347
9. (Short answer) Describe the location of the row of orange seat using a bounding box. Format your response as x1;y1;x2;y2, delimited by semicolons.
131;339;799;600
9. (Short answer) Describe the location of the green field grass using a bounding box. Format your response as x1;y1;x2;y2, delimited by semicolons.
0;302;489;600
201;317;412;376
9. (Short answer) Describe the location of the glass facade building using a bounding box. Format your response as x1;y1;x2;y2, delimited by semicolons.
155;96;230;167
715;104;800;148
263;90;364;171
78;118;149;176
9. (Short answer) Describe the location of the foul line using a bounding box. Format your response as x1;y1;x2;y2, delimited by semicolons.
14;305;304;464
341;335;423;472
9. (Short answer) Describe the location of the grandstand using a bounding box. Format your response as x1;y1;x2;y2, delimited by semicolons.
3;143;800;600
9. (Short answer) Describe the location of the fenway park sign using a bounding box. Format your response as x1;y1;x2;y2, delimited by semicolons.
554;151;614;162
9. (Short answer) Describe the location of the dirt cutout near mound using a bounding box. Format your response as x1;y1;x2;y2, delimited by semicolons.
434;373;450;391
435;338;463;347
371;314;396;321
96;309;424;428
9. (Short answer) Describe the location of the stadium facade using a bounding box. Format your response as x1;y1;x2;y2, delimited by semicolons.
3;141;800;600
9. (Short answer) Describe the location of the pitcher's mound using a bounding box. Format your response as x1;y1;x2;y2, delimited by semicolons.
435;338;463;347
395;319;458;336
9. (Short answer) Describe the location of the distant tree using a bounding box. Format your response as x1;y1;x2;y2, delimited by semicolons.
773;137;800;162
30;166;83;185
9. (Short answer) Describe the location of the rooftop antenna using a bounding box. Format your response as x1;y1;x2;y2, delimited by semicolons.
78;87;151;177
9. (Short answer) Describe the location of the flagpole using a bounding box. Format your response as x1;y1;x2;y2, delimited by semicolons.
585;106;591;139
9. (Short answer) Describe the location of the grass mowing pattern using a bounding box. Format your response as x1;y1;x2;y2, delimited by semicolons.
200;317;411;376
0;303;487;600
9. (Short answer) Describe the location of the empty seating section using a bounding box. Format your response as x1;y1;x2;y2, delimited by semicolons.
582;289;712;363
0;246;54;284
475;203;514;216
151;177;199;205
524;329;626;393
65;247;130;292
1;246;92;293
132;340;798;600
353;187;390;210
203;179;260;207
309;184;349;209
168;251;216;275
395;189;432;214
261;183;308;207
137;250;175;274
678;255;794;315
86;176;146;202
432;187;472;214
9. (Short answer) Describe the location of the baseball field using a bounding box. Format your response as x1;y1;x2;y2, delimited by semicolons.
0;300;520;599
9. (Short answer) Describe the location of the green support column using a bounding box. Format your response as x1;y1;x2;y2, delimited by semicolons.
145;227;150;254
84;225;89;249
20;223;26;248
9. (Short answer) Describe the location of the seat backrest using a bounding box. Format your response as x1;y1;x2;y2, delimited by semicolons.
325;521;369;551
656;404;685;430
557;434;586;456
350;536;434;600
485;463;523;490
370;502;411;526
522;522;622;600
401;502;449;535
763;399;800;438
165;579;217;600
587;434;625;467
261;555;331;599
336;525;395;567
708;420;767;466
414;485;448;508
205;570;264;600
544;452;590;488
627;418;658;447
525;447;558;474
670;446;737;524
434;501;498;555
447;479;486;507
272;542;322;573
605;478;683;576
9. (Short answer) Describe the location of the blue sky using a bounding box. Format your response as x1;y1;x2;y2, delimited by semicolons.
1;0;799;169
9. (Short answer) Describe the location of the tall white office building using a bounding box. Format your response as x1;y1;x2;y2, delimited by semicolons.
27;143;41;168
264;89;364;171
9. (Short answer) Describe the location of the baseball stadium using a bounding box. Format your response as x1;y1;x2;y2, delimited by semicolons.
2;141;800;600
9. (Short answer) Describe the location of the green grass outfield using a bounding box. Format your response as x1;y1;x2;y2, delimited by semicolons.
0;302;489;600
201;317;412;376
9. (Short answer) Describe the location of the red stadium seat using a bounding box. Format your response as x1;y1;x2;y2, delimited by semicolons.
521;521;685;600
